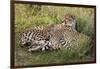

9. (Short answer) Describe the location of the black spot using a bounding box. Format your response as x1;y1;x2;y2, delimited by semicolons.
25;42;31;46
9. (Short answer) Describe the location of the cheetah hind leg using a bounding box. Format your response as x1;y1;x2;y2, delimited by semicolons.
61;40;72;49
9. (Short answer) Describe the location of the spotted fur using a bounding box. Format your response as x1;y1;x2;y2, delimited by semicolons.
20;14;80;52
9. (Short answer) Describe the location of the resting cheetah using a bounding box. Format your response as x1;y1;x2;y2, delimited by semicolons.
43;14;90;50
20;27;51;51
49;25;90;50
20;14;90;52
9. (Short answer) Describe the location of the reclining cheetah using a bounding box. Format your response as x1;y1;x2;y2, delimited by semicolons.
20;14;91;52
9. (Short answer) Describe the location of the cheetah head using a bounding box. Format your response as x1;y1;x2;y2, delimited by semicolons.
62;14;76;30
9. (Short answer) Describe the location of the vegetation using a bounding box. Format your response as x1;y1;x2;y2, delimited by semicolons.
15;4;95;66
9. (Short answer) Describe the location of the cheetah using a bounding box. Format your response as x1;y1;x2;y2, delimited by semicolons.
20;27;51;51
20;14;91;52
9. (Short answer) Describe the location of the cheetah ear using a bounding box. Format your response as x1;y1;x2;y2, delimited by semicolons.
71;15;75;19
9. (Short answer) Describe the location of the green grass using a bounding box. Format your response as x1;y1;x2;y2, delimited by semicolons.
15;32;94;66
14;4;95;66
15;43;93;66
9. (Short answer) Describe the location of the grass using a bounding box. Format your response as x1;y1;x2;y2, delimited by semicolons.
14;4;95;66
15;37;93;66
